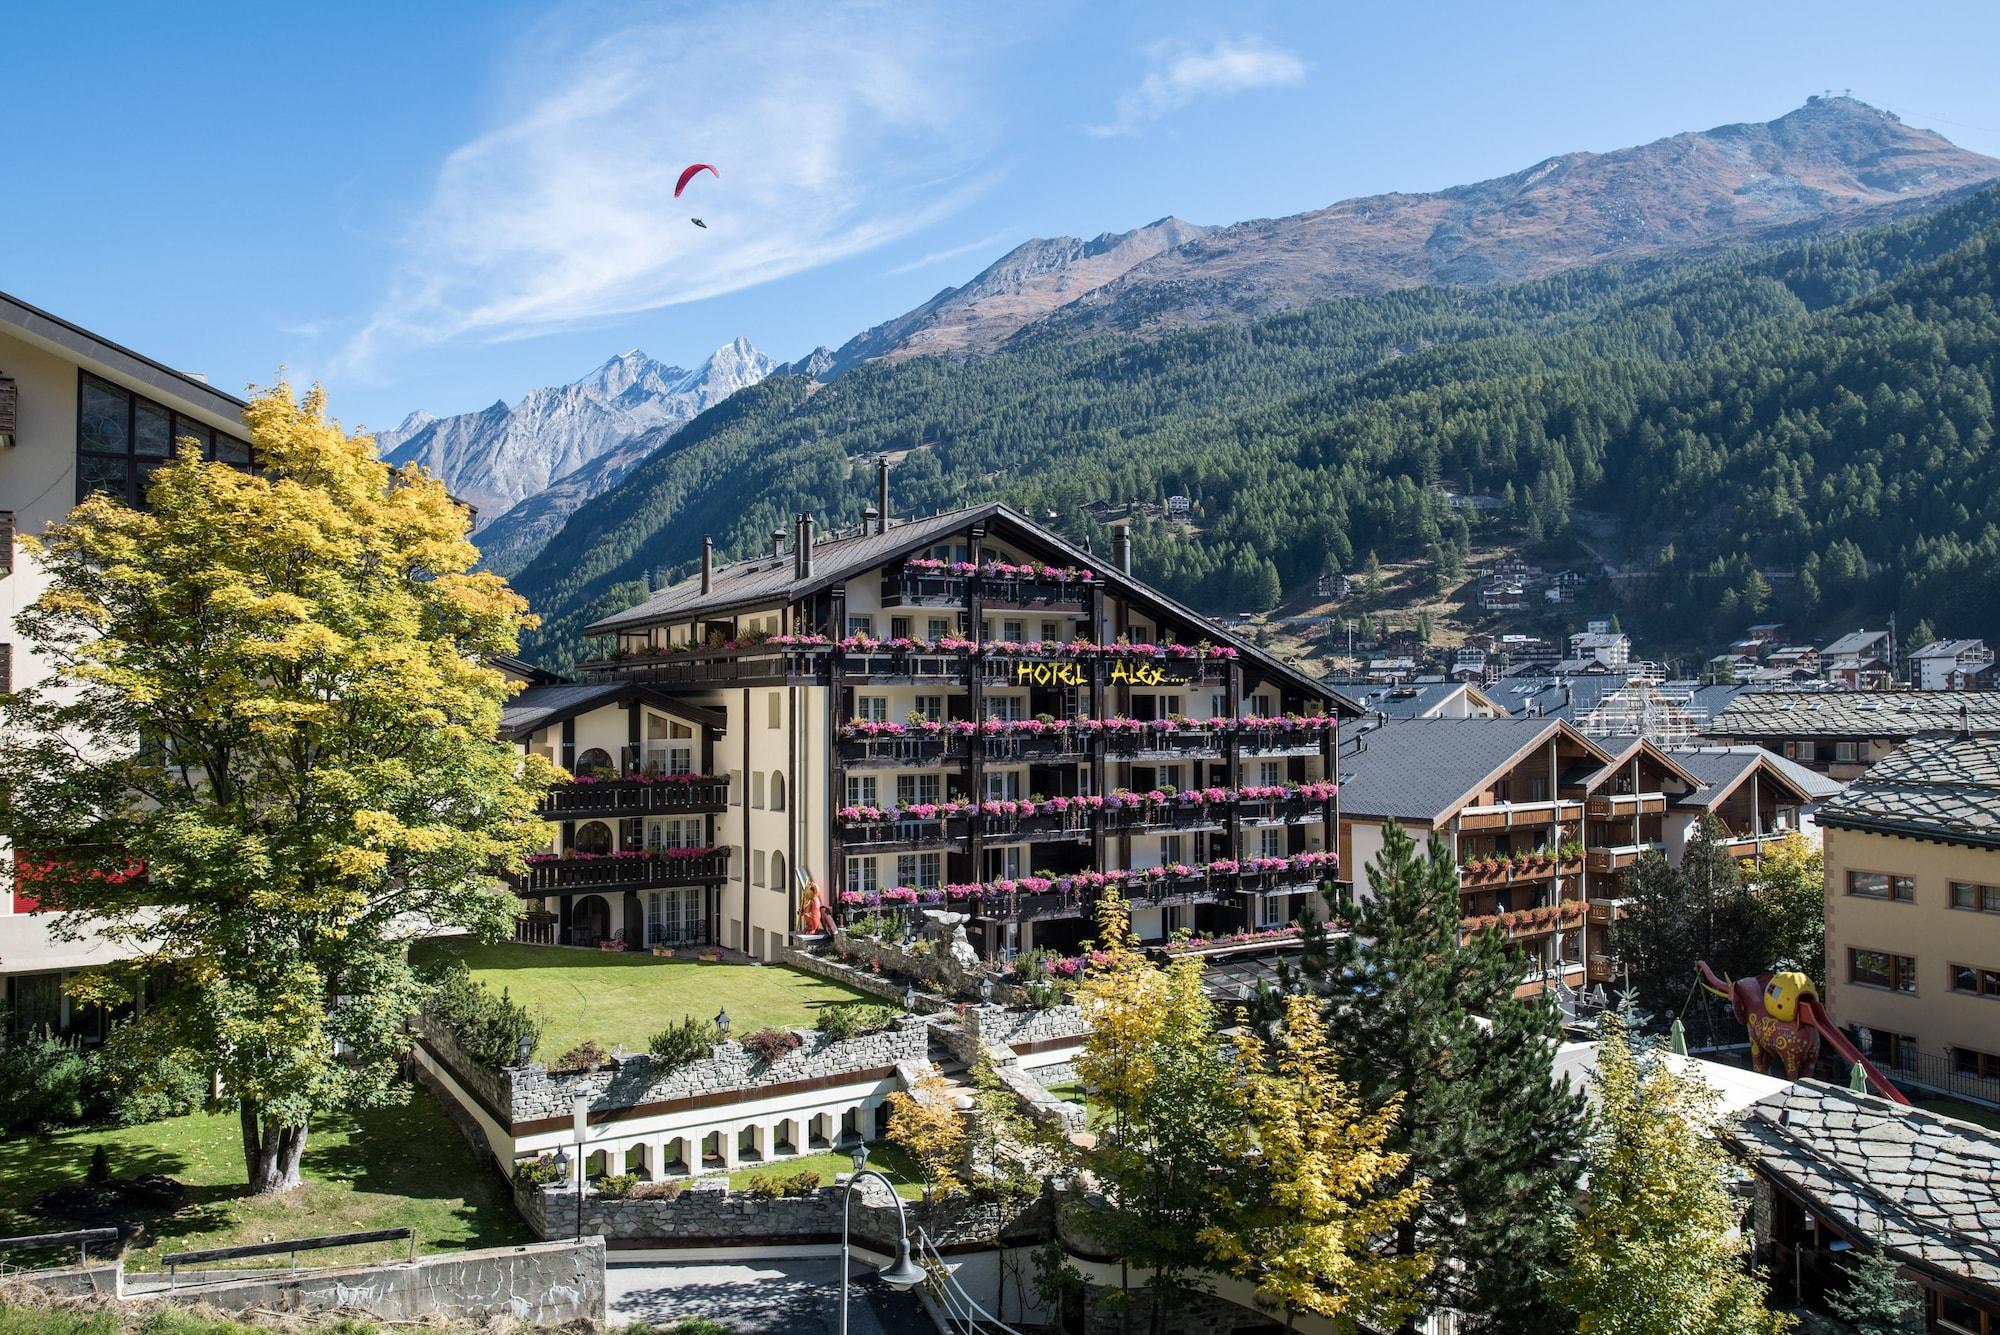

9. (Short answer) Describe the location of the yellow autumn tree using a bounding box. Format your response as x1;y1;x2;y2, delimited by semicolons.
0;383;556;1191
887;1070;967;1203
1204;993;1429;1331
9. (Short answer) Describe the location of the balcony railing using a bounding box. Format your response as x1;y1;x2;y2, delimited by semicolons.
1586;792;1668;818
1455;799;1585;832
589;645;829;686
1585;843;1660;874
508;849;730;895
837;734;967;769
1586;897;1630;926
1459;855;1584;888
1720;829;1793;859
877;569;1089;612
538;776;729;819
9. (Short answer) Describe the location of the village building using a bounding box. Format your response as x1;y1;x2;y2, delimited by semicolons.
1910;638;1995;692
1822;628;1895;689
1817;734;2000;1104
0;290;259;1037
1707;691;2000;781
522;487;1358;963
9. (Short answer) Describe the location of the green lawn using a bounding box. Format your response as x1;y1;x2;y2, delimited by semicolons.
0;1085;528;1272
410;938;873;1062
726;1143;926;1201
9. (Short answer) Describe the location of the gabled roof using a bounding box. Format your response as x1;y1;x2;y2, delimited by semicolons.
1822;628;1891;657
1578;737;1703;793
491;653;567;687
1336;717;1610;826
1818;734;2000;848
500;682;727;742
1663;746;1834;808
1346;681;1495;720
585;501;1359;713
1727;1080;2000;1295
1909;637;1990;660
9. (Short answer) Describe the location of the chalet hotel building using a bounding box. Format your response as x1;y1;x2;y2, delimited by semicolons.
502;471;1357;961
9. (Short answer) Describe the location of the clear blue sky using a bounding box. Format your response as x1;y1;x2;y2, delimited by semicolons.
7;1;1999;431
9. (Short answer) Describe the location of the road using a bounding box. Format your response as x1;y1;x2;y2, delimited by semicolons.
607;1256;931;1333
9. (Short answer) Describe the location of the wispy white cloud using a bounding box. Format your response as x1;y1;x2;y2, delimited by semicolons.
1088;37;1305;138
884;228;1024;276
338;2;997;374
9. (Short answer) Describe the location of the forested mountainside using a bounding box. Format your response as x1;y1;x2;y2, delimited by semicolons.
511;183;2000;670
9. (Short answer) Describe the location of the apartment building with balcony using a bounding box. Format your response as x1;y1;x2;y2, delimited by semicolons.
0;291;258;1037
565;487;1359;962
1817;735;2000;1105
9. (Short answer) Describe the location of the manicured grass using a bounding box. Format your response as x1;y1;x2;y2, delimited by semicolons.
0;1084;529;1272
725;1143;926;1201
409;938;873;1062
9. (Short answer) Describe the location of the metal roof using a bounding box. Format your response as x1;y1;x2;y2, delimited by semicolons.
1822;629;1892;657
1728;1080;2000;1295
500;682;726;741
1662;745;1835;808
1817;734;2000;847
1909;638;1990;660
1336;717;1608;824
1709;691;2000;740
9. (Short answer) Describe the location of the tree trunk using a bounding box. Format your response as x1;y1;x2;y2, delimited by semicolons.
239;1101;309;1193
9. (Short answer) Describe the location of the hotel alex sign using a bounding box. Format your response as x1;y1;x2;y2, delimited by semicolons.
1013;660;1194;687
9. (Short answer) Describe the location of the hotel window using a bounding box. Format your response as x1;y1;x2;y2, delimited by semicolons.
891;616;911;640
1949;964;2000;999
1258;828;1285;859
844;860;879;895
985;770;1022;800
1211;694;1228;718
1258;761;1282;786
1951;882;2000;913
913;695;944;721
1952;1047;2000;1081
1002;620;1025;641
648;818;702;850
753;850;767;886
769;772;786;812
1847;870;1915;902
1848;948;1917;993
1835;741;1858;763
767;692;782;729
1041;621;1059;641
76;372;256;507
896;853;941;889
985;696;1022;721
728;769;742;804
1253;693;1274;716
845;776;877;806
895;774;941;804
847;614;874;636
855;696;888;722
1161;836;1184;864
1259;894;1287;928
751;773;766;809
927;618;951;639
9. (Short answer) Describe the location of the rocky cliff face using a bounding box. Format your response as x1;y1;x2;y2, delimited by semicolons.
385;339;773;523
835;98;2000;362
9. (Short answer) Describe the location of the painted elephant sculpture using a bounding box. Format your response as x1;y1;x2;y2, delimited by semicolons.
1695;961;1822;1080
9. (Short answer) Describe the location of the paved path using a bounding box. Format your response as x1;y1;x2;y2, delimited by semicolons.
607;1256;929;1334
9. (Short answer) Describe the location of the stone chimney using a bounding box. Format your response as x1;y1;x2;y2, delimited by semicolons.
771;529;786;560
1112;524;1132;576
700;536;714;594
876;458;891;534
796;513;815;580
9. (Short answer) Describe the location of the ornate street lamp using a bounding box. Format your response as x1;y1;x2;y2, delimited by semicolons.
839;1144;924;1335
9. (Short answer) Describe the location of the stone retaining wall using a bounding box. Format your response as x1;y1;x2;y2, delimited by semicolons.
967;1003;1088;1051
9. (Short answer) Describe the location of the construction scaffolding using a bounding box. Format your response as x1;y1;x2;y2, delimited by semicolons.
1573;664;1709;745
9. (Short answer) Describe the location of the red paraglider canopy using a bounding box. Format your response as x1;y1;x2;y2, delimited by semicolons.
674;163;717;198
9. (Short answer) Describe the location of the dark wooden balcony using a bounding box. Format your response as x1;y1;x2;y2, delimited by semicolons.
538;775;729;819
837;650;970;683
836;733;967;769
508;848;730;895
1102;729;1227;759
1102;802;1228;833
980;731;1092;763
586;646;829;687
1458;855;1585;889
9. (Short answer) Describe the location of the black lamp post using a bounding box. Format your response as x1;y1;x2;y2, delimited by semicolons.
715;1006;731;1040
838;1143;925;1335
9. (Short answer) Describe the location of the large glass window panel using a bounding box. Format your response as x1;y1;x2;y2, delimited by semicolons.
79;379;129;454
172;414;212;456
77;454;128;499
134;402;172;456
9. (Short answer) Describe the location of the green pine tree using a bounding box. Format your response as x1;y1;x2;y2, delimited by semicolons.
1825;1237;1925;1334
1308;822;1587;1331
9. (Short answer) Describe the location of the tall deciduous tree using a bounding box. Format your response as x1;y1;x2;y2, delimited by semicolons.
887;1070;967;1205
0;384;555;1192
1750;832;1826;992
1074;891;1244;1332
1309;822;1587;1332
1204;993;1429;1331
1562;1015;1793;1335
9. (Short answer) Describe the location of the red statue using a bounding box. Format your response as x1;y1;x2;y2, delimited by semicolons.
1695;961;1821;1080
799;880;829;936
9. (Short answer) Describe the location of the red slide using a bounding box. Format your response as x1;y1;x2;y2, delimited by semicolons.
1798;999;1911;1104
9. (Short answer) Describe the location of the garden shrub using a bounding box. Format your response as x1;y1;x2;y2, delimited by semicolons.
783;1170;822;1198
595;1173;639;1198
648;1016;717;1072
426;962;541;1068
84;1022;204;1125
815;1002;899;1041
0;1026;88;1133
552;1040;610;1074
740;1174;783;1200
630;1179;684;1201
513;1155;567;1187
739;1027;802;1064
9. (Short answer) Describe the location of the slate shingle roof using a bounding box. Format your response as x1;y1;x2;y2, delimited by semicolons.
1709;691;2000;740
1729;1080;2000;1294
1335;718;1604;824
1817;734;2000;848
